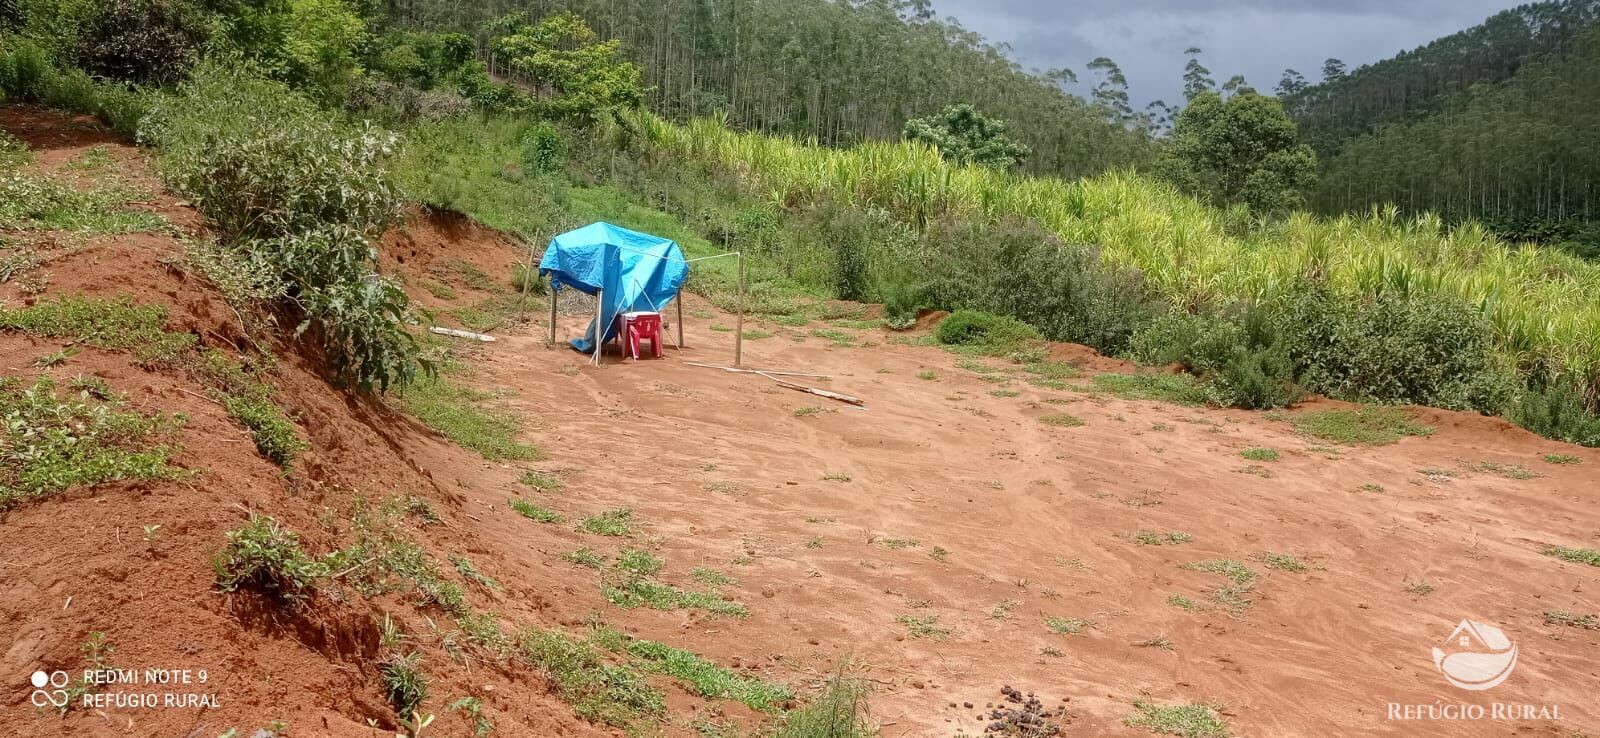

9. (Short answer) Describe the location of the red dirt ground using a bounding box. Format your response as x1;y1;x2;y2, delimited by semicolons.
4;106;1599;737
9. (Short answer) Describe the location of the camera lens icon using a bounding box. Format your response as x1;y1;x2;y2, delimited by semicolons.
29;669;70;708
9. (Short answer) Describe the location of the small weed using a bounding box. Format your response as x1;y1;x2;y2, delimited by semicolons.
448;696;493;737
990;389;1021;398
422;281;457;300
703;481;743;495
1542;610;1599;630
1044;616;1090;635
691;567;736;587
1470;461;1538;480
564;548;606;568
1239;447;1279;462
929;546;950;563
709;323;734;332
1403;578;1435;597
520;470;566;492
917;370;938;380
1235;465;1274;478
1126;531;1192;546
794;406;823;417
0;376;186;508
616;549;664;576
380;651;429;719
1167;595;1201;612
742;329;774;340
619;635;793;712
1134;636;1175;651
822;472;852;482
1357;483;1385;493
33;347;78;367
1543;546;1600;567
509;498;561;523
1185;559;1257;586
989;599;1020;620
581;508;634;536
213;515;327;606
805;537;823;549
1543;453;1582;465
1040;645;1064;657
449;554;500;591
1039;413;1085;427
1125;700;1231;737
810;328;855;346
1256;552;1308;573
895;614;949;639
602;576;748;617
880;538;920;550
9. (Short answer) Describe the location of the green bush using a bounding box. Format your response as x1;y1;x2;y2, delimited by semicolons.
75;0;205;85
935;309;1041;352
0;40;152;136
1276;283;1511;411
1129;309;1302;409
521;122;568;173
141;62;421;391
213;514;329;605
921;216;1160;354
1508;378;1600;447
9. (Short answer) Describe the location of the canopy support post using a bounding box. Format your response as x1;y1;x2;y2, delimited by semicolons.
548;280;558;345
734;252;746;367
593;288;604;367
675;289;684;351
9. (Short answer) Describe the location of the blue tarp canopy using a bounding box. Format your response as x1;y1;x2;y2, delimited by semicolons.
539;222;689;353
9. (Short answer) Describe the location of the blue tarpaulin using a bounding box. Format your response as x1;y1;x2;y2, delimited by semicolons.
539;222;689;353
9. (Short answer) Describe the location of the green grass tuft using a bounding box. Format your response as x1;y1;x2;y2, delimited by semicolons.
1544;546;1600;567
397;374;538;461
581;508;634;536
1125;700;1231;737
509;498;561;523
1289;407;1433;445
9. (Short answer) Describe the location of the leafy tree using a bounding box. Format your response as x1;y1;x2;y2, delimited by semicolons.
1274;68;1306;97
1221;74;1253;98
1182;46;1215;101
280;0;367;90
1086;56;1133;124
1320;57;1346;82
902;103;1030;169
1154;91;1318;215
490;11;644;125
75;0;207;85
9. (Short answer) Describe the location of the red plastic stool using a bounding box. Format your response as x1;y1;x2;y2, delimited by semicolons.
620;311;663;360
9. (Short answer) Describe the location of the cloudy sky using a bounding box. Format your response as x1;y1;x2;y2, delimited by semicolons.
929;0;1524;106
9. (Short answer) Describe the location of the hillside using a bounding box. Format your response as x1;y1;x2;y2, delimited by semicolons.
1284;0;1600;249
4;106;1600;737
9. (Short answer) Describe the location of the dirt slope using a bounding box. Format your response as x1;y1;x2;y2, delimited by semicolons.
4;105;1599;738
0;107;611;737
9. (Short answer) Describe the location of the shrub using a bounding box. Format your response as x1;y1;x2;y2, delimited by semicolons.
213;514;329;605
1508;377;1600;447
521;122;568;173
1276;283;1511;411
921;216;1161;354
1129;308;1303;410
935;309;1041;353
75;0;205;85
141;62;421;391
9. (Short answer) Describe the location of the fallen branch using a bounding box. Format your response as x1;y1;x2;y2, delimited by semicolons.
756;372;866;407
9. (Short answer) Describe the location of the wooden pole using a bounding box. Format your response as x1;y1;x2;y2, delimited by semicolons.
593;288;604;367
675;289;684;350
734;252;746;367
548;281;558;345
